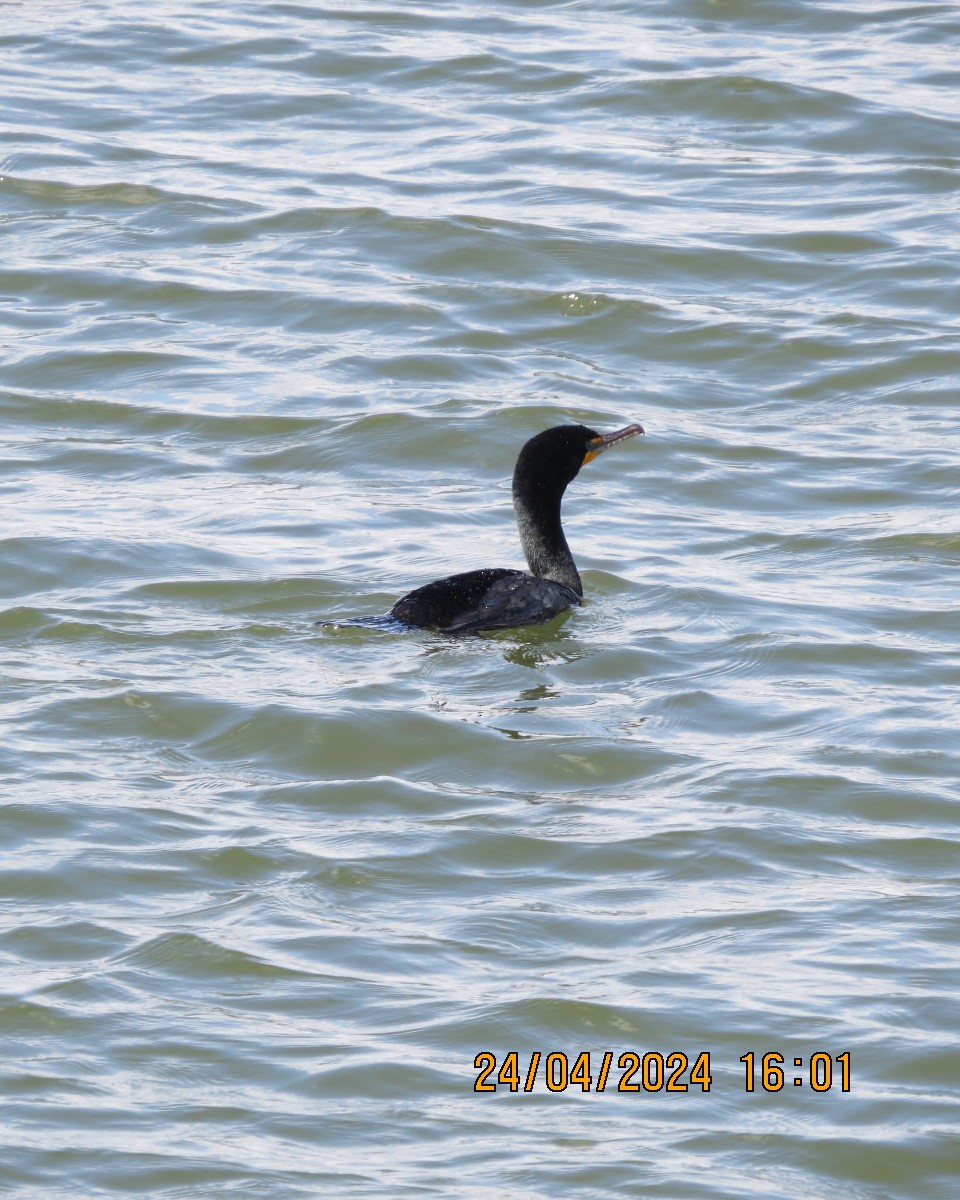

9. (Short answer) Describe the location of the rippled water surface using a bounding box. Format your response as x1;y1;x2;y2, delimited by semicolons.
2;1;959;1196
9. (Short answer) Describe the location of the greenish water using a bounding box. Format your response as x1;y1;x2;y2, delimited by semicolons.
2;2;958;1197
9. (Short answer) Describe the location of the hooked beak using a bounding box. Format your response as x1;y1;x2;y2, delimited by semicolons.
583;422;645;464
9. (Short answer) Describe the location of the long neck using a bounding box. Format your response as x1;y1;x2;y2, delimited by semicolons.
512;471;582;597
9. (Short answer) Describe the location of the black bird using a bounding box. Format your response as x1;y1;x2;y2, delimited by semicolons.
388;422;644;634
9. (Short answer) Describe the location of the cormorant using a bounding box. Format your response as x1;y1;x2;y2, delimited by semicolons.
387;421;644;634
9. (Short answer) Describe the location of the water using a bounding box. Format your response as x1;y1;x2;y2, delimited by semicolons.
2;2;959;1196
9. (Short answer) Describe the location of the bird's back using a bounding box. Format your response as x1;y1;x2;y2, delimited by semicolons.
391;568;580;634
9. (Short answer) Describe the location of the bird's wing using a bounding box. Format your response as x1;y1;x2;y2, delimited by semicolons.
390;568;520;628
440;575;580;634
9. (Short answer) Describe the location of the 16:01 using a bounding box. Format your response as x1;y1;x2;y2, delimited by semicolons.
740;1051;851;1091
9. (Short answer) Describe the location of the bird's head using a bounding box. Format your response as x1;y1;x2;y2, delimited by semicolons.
514;422;645;493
